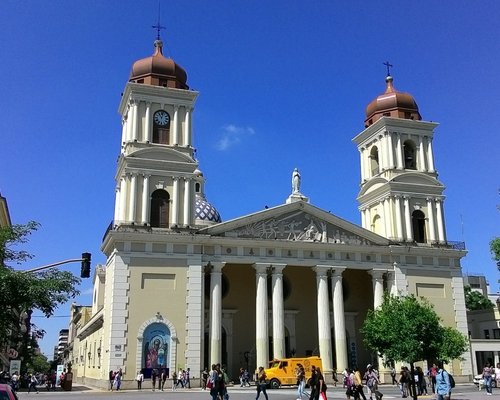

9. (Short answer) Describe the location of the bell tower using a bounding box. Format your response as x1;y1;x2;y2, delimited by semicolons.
353;71;447;244
113;39;199;229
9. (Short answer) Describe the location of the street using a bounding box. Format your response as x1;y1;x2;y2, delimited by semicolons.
14;383;495;400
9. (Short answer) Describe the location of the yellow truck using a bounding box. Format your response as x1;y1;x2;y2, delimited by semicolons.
264;356;322;389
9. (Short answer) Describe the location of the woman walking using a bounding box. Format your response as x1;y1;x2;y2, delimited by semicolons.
297;364;306;400
256;366;269;400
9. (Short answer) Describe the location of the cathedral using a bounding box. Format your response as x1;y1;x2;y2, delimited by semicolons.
68;37;471;388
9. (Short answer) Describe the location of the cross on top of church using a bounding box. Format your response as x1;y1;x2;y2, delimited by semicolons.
152;2;166;40
383;61;393;77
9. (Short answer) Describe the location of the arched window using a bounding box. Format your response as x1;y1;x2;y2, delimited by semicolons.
403;140;416;170
150;189;170;228
412;210;426;243
372;214;383;236
370;146;379;176
195;182;200;193
152;110;171;144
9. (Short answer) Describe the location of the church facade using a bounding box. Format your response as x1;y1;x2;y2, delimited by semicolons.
70;39;471;388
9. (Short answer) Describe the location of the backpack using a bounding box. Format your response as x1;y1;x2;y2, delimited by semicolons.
441;370;455;388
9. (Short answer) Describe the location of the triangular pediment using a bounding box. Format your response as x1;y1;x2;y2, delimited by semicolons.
128;147;194;163
200;201;389;246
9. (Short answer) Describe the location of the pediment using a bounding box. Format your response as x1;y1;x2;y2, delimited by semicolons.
200;201;389;246
391;172;443;187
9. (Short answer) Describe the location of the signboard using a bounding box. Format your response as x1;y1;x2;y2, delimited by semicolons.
9;360;21;375
56;364;64;386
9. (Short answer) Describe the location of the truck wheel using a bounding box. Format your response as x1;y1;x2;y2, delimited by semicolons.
269;379;280;389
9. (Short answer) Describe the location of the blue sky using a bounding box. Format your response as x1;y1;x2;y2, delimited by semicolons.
1;0;499;359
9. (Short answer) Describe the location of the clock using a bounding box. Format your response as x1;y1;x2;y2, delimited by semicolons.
154;110;170;126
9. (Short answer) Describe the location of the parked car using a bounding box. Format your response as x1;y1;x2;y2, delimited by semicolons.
0;383;19;400
473;374;498;388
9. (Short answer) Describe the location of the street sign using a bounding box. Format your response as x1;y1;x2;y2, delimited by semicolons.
9;360;21;375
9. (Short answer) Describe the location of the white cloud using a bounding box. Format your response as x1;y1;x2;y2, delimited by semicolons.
215;124;255;151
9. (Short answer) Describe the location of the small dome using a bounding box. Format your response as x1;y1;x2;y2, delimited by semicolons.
129;40;188;89
195;194;222;224
194;168;204;177
364;75;421;127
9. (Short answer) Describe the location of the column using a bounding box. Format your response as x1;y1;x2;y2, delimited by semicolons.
271;264;286;360
360;148;366;181
369;269;387;376
144;102;151;142
114;186;120;223
125;109;131;142
121;118;126;144
254;263;269;369
403;196;413;241
383;197;392;239
172;105;179;145
131;100;139;141
171;177;179;226
185;107;192;147
435;199;446;242
378;135;385;171
419;136;427;172
395;196;404;241
361;208;368;229
128;173;137;223
209;262;225;366
427;197;437;243
141;174;150;225
396;133;403;169
427;138;435;173
331;268;348;372
183;178;192;227
387;132;395;168
314;266;333;374
119;175;128;223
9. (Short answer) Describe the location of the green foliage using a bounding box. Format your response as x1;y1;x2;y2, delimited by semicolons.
0;221;40;265
437;327;469;364
490;238;500;261
27;352;51;374
0;222;80;345
361;293;468;364
464;285;494;311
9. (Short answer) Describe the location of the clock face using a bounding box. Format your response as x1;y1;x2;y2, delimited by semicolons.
154;110;170;126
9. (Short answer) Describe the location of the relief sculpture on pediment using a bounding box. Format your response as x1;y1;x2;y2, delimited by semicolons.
231;211;371;245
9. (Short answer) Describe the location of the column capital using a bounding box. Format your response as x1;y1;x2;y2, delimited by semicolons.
330;266;346;277
253;263;270;274
142;173;151;179
270;263;286;274
368;269;385;280
145;101;152;107
426;197;434;203
207;261;225;273
313;265;331;277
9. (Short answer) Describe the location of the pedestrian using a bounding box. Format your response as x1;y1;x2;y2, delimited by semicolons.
398;368;408;398
309;366;318;400
208;364;219;400
495;363;500;389
296;363;306;400
364;365;382;400
434;362;451;400
315;367;327;400
256;366;269;400
108;369;114;390
482;362;494;395
429;364;438;394
152;368;158;391
390;368;397;385
136;369;144;390
161;368;167;391
345;368;355;400
186;367;191;388
10;371;19;392
353;366;367;400
172;370;177;391
113;369;122;390
28;373;39;394
202;367;209;390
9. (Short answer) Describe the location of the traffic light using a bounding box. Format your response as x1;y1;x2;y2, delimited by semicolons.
81;252;91;278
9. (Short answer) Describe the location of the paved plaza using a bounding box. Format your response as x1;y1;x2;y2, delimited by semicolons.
13;383;498;400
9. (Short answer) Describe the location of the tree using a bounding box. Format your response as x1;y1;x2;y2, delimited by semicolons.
464;285;494;311
0;222;80;370
490;238;500;263
361;294;468;399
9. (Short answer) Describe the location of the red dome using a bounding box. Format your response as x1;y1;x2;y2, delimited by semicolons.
364;75;421;127
129;40;188;89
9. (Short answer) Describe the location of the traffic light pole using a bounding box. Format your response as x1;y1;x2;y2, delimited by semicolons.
22;258;85;273
22;252;91;277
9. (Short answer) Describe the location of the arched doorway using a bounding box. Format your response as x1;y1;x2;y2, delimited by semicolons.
150;189;170;228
